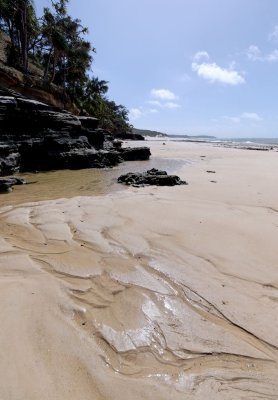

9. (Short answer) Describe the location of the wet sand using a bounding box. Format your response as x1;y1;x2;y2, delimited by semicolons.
0;141;277;399
0;151;187;207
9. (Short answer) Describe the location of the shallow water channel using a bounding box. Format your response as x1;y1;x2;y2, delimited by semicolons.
0;157;188;207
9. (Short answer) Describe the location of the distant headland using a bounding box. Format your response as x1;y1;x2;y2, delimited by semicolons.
133;128;216;139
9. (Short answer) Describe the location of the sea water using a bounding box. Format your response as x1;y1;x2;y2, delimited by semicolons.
219;137;278;145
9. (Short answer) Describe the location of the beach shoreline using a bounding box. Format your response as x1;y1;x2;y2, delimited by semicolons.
0;141;277;399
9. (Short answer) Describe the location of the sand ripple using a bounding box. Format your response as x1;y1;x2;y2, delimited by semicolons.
0;185;277;399
1;143;278;399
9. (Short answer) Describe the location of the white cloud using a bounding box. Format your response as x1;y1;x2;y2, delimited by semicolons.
164;102;180;109
193;51;210;62
147;99;180;109
246;45;278;62
222;112;263;124
129;108;142;120
192;60;245;85
246;45;261;61
147;100;162;107
269;25;278;41
150;88;178;100
130;88;180;120
241;112;263;121
223;116;240;123
266;49;278;61
128;107;160;121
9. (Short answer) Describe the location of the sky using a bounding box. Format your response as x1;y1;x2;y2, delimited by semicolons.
35;0;278;137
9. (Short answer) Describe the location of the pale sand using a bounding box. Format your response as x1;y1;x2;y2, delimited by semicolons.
0;141;277;399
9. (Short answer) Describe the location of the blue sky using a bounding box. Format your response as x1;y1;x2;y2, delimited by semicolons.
35;0;278;137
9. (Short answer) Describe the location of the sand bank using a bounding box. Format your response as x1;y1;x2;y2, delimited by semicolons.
0;141;277;399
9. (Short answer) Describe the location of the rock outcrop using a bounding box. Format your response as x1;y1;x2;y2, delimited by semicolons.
114;132;145;141
0;176;26;192
118;168;187;187
119;146;151;161
0;87;151;176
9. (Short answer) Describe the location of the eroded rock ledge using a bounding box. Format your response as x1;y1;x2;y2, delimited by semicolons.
0;87;151;176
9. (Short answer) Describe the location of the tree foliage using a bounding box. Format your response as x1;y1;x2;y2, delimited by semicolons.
74;77;131;133
0;0;39;70
0;0;132;134
40;0;94;88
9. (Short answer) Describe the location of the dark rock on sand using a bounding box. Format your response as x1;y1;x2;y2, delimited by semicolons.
0;182;12;192
0;176;26;193
118;168;188;187
119;147;151;161
114;132;145;141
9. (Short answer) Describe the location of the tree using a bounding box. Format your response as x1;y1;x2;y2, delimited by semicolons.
0;0;38;71
41;0;68;83
0;0;132;135
41;0;94;87
73;76;131;134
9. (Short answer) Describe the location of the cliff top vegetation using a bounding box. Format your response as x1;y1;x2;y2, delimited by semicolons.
0;0;132;134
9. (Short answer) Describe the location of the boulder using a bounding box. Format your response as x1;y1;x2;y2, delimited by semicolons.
0;181;12;192
114;132;145;140
119;147;151;161
118;168;188;187
0;176;26;193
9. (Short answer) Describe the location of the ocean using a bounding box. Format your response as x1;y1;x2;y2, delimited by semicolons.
148;136;278;146
174;137;278;146
218;137;278;145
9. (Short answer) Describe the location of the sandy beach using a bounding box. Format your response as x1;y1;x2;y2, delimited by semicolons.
0;141;277;399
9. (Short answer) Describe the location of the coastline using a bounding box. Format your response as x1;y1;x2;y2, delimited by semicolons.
0;141;277;399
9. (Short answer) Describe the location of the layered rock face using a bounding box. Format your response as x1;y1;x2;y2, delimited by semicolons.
0;88;150;176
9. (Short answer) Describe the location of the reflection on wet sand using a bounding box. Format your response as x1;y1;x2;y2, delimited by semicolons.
0;157;187;207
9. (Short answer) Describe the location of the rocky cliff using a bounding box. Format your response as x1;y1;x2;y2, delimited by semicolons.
0;87;151;176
